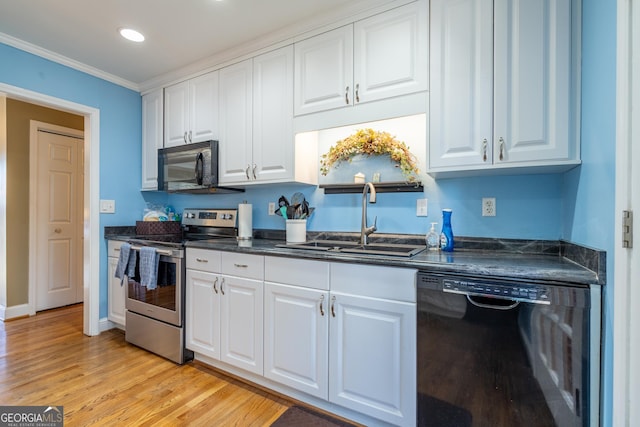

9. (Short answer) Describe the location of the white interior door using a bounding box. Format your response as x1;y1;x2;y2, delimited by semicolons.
34;126;84;311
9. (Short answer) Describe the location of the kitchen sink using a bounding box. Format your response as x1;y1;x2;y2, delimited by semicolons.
277;240;425;257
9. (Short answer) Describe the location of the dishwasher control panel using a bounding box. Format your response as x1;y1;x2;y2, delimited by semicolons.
442;278;551;305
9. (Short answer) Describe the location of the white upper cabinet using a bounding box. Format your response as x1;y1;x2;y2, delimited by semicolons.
294;26;354;115
429;0;580;177
164;71;219;147
219;45;315;185
294;1;428;116
219;58;254;183
141;88;163;190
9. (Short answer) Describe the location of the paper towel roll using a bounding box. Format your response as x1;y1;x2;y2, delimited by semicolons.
238;203;253;240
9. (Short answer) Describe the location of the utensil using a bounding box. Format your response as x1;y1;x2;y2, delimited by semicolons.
286;205;297;219
279;206;288;219
278;195;289;207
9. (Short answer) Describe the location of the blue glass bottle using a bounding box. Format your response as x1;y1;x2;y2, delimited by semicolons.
440;209;454;252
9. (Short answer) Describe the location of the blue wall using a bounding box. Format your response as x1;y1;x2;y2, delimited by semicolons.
0;43;145;318
563;0;617;425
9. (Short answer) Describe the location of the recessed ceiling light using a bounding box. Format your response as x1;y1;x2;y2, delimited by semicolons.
119;28;145;43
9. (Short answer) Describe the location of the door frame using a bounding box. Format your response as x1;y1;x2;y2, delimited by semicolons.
29;121;84;312
0;82;101;336
614;0;638;424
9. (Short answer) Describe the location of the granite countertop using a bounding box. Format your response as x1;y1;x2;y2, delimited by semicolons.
105;228;604;286
185;237;603;286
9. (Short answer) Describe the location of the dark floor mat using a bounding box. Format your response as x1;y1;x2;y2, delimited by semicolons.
271;405;357;427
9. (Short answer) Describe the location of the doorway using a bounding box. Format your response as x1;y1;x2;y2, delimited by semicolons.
29;122;84;311
0;82;101;336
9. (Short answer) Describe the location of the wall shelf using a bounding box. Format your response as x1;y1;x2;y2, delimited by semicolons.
320;182;423;194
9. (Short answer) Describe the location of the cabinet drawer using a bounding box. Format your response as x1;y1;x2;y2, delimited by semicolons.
108;240;124;258
264;256;329;291
186;248;221;273
330;263;416;302
221;252;264;280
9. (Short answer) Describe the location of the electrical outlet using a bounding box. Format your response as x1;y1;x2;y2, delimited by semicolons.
268;202;276;216
482;198;496;217
416;199;428;217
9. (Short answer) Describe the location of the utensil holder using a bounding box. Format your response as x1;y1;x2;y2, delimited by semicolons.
286;219;307;243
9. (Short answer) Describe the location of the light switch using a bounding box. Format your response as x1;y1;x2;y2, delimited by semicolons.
100;199;116;214
416;199;428;217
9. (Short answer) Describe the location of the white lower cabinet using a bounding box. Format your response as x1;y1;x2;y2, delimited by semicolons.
188;251;416;426
107;240;126;327
329;263;417;427
186;249;264;375
219;274;264;375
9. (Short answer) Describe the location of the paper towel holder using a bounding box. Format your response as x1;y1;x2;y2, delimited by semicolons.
237;201;253;241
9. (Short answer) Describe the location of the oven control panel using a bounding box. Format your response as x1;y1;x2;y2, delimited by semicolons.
182;208;237;228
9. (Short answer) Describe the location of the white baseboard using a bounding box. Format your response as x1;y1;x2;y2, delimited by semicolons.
0;303;34;321
99;317;123;332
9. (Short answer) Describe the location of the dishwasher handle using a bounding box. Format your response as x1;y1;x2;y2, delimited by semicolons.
466;295;520;311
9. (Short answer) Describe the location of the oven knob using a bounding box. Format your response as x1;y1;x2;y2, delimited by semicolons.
227;214;233;220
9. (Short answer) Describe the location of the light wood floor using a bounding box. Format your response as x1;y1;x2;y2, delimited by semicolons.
0;304;292;426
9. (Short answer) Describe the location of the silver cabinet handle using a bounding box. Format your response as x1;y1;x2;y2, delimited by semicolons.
234;263;248;268
331;295;336;317
183;132;188;144
245;165;251;180
252;164;257;180
482;139;488;162
188;130;192;143
355;83;360;103
213;277;218;294
220;278;225;295
114;248;120;252
196;258;208;263
54;228;62;233
499;137;505;161
345;86;350;105
319;294;325;317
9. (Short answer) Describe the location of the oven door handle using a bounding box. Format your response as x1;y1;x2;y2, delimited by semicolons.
129;245;175;257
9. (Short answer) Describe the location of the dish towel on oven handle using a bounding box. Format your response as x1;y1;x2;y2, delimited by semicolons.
139;246;160;290
114;243;136;285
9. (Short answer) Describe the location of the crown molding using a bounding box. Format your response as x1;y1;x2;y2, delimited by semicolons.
0;32;140;92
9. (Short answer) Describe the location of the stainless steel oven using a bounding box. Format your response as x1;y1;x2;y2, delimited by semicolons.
125;244;191;364
417;272;602;427
122;208;237;364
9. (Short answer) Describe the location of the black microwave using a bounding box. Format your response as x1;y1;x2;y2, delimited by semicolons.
157;140;244;193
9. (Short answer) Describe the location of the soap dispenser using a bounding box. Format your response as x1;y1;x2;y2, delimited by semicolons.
426;222;440;251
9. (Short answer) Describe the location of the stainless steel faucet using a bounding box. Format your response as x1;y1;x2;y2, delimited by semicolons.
360;182;377;245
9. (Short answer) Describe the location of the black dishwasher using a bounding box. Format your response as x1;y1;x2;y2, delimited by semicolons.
417;272;601;427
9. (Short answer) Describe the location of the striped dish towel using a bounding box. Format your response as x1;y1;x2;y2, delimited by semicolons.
115;243;136;285
139;246;160;290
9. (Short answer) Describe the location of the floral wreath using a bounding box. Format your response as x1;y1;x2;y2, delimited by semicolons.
320;128;419;182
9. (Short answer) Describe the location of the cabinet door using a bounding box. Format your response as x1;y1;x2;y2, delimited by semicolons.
329;292;416;427
190;71;220;143
264;282;329;399
252;46;294;182
493;0;573;165
220;275;263;375
107;256;126;326
141;89;163;190
429;0;494;170
164;81;190;147
294;25;353;115
219;59;254;183
186;269;221;359
354;1;428;104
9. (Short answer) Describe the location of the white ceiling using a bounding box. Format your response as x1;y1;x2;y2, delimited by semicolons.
0;0;395;91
